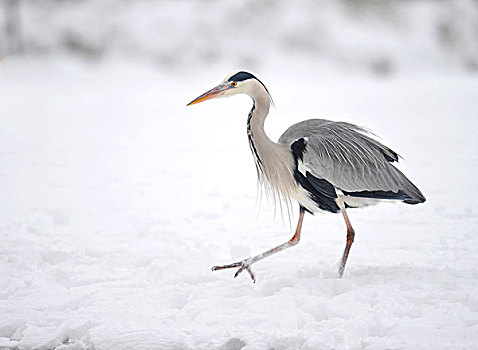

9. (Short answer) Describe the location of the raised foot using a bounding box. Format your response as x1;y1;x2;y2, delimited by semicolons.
212;259;256;283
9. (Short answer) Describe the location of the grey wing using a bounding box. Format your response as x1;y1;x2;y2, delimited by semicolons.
279;119;425;204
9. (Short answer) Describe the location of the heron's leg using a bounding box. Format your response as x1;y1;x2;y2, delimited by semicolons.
337;207;355;278
212;207;306;282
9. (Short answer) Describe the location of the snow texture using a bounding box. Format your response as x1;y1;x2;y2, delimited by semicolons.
0;57;477;349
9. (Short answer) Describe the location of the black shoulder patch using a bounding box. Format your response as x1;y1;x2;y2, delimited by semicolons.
291;138;340;214
291;138;307;162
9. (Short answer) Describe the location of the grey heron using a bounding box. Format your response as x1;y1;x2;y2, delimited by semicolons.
187;71;425;281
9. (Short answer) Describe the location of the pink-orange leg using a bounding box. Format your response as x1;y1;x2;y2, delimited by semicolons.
212;207;306;282
337;206;355;278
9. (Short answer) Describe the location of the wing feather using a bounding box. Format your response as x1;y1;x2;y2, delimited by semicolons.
279;119;425;203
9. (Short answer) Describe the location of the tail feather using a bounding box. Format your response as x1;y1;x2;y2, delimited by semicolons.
392;166;426;204
343;165;426;204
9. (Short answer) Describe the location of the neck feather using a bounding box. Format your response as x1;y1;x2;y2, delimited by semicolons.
245;87;297;216
246;92;273;178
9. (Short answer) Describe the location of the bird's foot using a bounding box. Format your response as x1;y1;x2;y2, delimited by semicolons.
212;258;256;283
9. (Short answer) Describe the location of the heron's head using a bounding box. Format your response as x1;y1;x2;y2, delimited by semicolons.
187;71;273;106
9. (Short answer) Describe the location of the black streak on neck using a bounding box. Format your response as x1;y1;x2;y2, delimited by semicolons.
247;102;264;175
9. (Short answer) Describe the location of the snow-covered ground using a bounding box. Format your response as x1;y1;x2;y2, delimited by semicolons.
0;58;477;349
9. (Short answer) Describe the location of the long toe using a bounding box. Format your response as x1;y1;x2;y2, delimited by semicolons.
212;259;256;283
211;261;243;271
233;262;256;282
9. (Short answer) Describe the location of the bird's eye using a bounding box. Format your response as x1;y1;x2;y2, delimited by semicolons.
231;81;237;87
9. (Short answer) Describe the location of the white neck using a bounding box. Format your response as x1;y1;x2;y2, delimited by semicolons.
246;81;272;143
244;81;298;210
246;81;275;176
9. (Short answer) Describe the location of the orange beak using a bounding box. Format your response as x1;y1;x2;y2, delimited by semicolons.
187;84;229;106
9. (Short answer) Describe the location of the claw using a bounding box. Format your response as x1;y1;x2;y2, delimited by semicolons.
246;266;256;283
212;259;256;283
233;266;244;278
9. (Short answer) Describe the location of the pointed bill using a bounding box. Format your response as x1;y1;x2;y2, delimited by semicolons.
187;84;229;106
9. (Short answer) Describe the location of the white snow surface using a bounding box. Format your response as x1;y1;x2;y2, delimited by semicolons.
1;59;478;349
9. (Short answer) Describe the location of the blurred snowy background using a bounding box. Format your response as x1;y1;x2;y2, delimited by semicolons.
1;0;478;349
2;0;478;73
